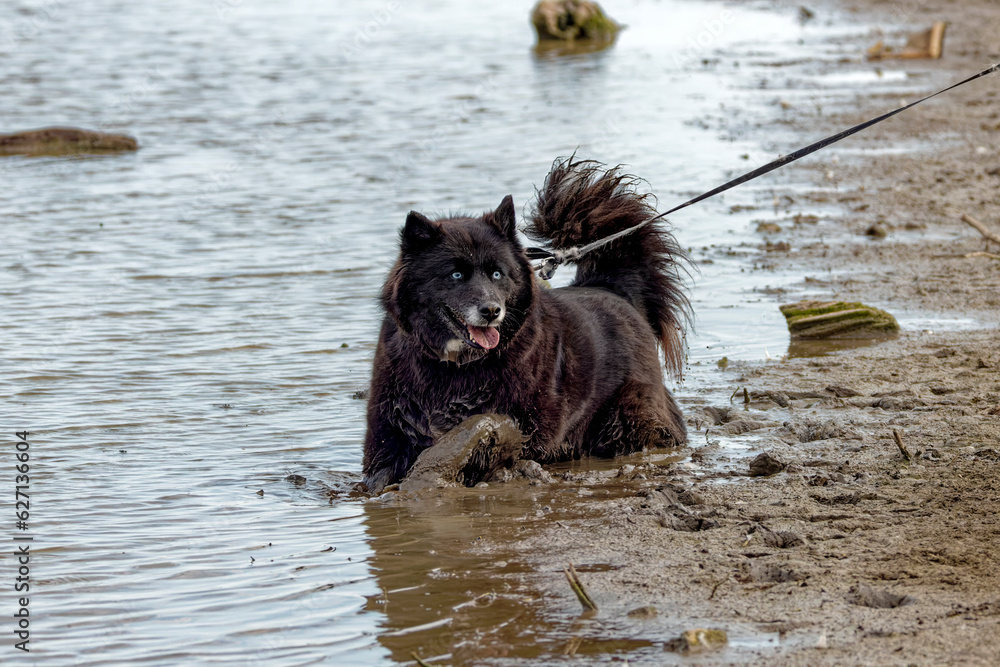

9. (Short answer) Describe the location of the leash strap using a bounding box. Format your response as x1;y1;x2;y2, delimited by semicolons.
528;61;1000;279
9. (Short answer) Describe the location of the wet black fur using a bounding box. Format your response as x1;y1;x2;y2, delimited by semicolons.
363;157;689;492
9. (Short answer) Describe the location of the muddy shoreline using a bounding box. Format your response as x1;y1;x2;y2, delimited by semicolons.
367;0;1000;663
482;0;1000;663
748;0;1000;318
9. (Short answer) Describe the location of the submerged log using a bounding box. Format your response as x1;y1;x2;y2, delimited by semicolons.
531;0;621;42
398;414;524;494
0;127;138;156
780;300;900;339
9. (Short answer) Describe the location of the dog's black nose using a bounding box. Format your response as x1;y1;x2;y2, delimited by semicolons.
480;303;502;321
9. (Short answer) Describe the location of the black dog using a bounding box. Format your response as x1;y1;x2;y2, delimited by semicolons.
363;158;688;493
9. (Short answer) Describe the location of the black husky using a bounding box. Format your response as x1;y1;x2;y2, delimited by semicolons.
363;157;689;493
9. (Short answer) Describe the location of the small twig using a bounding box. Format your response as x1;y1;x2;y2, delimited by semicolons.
411;653;436;667
562;637;583;656
892;429;912;462
729;386;742;404
564;563;598;612
708;576;728;600
745;582;781;592
935;252;1000;260
961;213;1000;245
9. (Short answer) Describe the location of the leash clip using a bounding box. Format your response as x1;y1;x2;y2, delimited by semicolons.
526;247;562;280
535;256;560;280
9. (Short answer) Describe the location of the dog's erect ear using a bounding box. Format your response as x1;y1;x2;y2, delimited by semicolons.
401;211;441;254
379;263;406;329
488;195;517;240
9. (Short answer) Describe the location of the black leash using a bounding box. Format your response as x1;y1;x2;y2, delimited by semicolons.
528;61;1000;279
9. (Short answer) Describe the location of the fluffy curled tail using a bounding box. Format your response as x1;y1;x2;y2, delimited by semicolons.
525;156;690;376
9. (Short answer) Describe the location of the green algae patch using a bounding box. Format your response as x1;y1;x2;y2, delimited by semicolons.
780;300;900;339
0;127;138;156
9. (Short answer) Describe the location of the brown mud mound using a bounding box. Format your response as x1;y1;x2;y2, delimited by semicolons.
397;414;524;494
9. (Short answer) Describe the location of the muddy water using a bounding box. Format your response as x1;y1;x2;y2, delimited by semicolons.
1;0;939;664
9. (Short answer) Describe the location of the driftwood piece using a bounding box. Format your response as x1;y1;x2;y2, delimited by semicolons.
0;127;138;156
867;21;947;61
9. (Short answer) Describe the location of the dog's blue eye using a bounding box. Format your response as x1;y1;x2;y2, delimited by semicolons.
491;270;502;280
451;271;464;280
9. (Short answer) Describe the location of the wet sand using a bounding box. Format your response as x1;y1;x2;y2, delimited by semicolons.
464;0;1000;664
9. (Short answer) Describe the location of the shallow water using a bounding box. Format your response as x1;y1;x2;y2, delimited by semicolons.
2;0;938;664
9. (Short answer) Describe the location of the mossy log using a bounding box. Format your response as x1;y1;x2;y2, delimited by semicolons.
780;300;900;339
531;0;621;42
0;127;138;156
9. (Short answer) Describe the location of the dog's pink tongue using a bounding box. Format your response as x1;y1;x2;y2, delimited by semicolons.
468;326;500;350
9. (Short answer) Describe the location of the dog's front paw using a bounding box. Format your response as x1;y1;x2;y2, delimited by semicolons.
362;467;395;495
